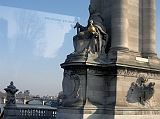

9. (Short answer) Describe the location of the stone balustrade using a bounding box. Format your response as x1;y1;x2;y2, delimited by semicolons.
2;105;57;119
1;82;57;119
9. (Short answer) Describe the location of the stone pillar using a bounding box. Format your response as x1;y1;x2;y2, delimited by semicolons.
4;81;18;107
141;0;157;57
128;0;140;52
111;0;129;51
3;82;19;119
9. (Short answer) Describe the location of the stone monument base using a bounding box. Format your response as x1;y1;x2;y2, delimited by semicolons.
57;51;160;119
57;56;160;119
57;106;160;119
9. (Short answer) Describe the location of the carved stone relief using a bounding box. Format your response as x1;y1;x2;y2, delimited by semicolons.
117;68;160;80
87;67;160;80
126;76;155;105
62;70;83;106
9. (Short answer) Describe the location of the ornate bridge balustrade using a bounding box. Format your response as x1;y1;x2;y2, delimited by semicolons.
3;105;57;119
1;82;57;119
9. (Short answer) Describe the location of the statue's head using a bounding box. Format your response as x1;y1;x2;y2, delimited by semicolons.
88;20;97;34
89;20;94;25
10;81;13;85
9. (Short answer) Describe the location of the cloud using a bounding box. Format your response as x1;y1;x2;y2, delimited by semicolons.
34;12;77;58
0;6;18;51
0;6;78;58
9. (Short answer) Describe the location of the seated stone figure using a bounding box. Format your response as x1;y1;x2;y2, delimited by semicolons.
72;5;108;56
73;20;94;54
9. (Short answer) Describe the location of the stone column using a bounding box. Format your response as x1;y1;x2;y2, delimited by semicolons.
111;0;129;51
142;0;157;57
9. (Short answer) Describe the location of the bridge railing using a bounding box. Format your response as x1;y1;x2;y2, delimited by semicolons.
3;105;57;119
2;82;57;119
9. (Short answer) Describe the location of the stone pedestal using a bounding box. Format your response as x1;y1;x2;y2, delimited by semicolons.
57;107;160;119
57;52;160;119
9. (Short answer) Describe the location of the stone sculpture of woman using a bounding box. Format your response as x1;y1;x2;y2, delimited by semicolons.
72;4;107;55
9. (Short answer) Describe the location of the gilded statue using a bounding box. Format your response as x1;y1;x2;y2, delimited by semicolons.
73;17;107;55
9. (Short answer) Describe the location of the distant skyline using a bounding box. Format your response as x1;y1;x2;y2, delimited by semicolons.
0;0;160;96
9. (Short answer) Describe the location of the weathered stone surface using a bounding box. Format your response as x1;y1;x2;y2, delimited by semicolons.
57;107;160;119
89;0;157;57
58;61;160;119
57;0;160;119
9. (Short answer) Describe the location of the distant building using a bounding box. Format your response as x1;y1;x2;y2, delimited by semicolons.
0;89;59;107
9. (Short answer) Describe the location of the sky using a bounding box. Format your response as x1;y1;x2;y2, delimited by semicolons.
0;0;89;96
0;0;160;96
